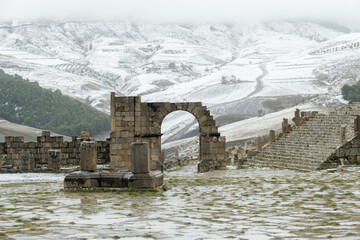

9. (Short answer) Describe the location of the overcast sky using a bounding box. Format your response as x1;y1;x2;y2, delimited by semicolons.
0;0;359;28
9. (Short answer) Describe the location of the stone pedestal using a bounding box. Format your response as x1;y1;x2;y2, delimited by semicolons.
292;108;302;126
48;149;61;172
80;141;97;172
131;142;150;174
354;115;360;135
127;142;163;189
340;125;347;145
269;130;275;143
256;137;262;151
20;150;35;171
282;118;289;134
64;141;163;190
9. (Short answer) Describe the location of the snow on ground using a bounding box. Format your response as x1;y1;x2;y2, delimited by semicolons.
142;64;261;105
0;173;65;185
220;103;328;142
0;46;67;66
0;55;114;112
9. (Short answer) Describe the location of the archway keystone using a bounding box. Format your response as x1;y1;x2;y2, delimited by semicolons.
110;92;226;172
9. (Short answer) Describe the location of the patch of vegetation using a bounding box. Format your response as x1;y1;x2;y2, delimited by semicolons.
341;82;360;102
0;69;110;136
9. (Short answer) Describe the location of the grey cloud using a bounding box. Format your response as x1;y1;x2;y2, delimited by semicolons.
0;0;359;28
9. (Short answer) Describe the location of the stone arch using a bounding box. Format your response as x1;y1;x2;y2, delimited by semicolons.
109;93;226;172
149;102;220;136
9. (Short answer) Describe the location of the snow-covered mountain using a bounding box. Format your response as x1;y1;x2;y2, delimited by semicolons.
0;20;359;145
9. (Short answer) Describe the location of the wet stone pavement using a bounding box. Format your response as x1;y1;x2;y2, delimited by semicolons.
0;166;359;239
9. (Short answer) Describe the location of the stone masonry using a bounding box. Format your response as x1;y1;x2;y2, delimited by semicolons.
110;92;226;172
247;104;360;171
64;141;163;189
0;131;110;172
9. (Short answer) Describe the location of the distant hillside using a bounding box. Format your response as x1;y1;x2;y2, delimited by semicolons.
0;70;110;136
0;20;359;145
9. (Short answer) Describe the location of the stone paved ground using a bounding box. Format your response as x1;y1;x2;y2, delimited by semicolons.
0;166;359;239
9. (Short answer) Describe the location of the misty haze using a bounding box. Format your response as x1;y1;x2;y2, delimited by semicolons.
0;0;359;239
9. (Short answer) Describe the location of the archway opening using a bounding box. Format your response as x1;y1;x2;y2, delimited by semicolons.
160;110;200;171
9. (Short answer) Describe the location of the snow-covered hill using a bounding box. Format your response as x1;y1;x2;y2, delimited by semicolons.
0;20;359;146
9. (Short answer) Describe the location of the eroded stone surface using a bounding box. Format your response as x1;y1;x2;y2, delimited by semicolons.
65;141;163;189
80;141;97;172
0;131;109;173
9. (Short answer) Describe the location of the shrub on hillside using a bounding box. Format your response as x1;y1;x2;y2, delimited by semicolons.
0;69;110;136
341;82;360;102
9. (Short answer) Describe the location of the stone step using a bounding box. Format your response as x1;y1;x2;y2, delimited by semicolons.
248;103;360;171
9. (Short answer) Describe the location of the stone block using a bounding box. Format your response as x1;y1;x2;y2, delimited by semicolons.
131;142;150;174
125;171;163;189
42;131;51;137
80;141;97;172
48;149;61;172
14;137;24;143
64;172;100;189
269;130;276;143
100;172;128;188
4;136;14;143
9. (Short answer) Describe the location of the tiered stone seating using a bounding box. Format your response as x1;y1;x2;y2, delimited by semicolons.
248;103;360;171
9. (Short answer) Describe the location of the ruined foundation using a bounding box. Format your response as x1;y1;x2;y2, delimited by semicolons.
0;131;109;173
64;142;163;189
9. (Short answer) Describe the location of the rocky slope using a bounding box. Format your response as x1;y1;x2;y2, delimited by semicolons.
0;20;359;145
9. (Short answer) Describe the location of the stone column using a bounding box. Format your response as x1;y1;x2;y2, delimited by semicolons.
292;108;302;126
80;141;97;172
48;149;61;172
110;92;116;132
256;137;262;151
354;115;360;135
126;142;163;189
131;142;150;174
282;118;288;134
269;130;275;143
340;125;347;145
80;131;90;141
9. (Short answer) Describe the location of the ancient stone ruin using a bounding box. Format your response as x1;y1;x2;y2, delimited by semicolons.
0;131;109;172
109;92;226;173
246;104;360;171
0;92;226;174
64;141;163;189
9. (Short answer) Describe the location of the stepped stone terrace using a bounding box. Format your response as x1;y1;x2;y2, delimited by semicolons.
247;103;360;171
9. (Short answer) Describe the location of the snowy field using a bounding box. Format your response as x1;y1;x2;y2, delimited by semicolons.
0;166;359;239
0;21;360;145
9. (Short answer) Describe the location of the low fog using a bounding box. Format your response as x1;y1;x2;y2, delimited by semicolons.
0;0;359;28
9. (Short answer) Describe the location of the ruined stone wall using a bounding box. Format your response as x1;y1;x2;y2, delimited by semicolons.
331;134;360;167
0;131;110;172
110;93;226;172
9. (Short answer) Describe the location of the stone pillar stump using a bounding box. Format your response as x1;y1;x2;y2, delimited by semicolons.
48;149;61;172
131;142;150;174
269;130;276;143
80;141;97;172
